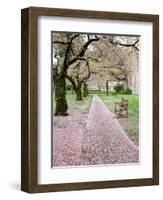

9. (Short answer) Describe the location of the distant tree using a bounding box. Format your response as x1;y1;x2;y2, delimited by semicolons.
92;35;139;92
66;58;91;101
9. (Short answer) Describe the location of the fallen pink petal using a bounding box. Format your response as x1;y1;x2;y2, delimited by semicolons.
53;96;139;167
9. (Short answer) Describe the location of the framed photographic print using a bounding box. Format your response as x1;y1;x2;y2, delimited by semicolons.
21;7;159;193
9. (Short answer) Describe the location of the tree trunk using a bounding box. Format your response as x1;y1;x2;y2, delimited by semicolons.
123;76;128;90
99;86;101;93
76;86;83;101
83;82;88;97
71;86;74;94
106;80;109;96
65;74;83;101
54;75;68;115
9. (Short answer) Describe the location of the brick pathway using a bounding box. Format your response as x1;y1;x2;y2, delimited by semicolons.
80;95;139;165
53;95;139;167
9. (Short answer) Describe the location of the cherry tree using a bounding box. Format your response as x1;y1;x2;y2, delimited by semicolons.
53;33;99;115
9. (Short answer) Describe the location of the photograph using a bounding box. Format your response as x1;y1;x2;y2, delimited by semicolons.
52;32;140;167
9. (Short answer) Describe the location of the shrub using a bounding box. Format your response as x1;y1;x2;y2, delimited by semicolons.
111;91;117;95
122;88;132;94
113;83;124;93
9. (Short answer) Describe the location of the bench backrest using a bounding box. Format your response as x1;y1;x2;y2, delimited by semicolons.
121;98;128;107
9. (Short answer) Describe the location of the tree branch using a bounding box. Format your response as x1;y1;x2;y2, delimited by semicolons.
65;74;77;91
111;39;139;51
91;71;103;78
53;41;71;45
78;58;91;81
67;36;99;67
63;34;80;69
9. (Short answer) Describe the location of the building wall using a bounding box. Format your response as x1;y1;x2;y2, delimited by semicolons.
128;51;139;94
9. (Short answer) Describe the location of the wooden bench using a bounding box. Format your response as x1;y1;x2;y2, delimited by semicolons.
115;98;128;118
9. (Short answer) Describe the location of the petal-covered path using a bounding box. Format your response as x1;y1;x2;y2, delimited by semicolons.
80;95;139;165
53;95;139;167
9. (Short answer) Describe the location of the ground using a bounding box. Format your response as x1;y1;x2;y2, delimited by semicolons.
53;92;139;167
54;91;139;144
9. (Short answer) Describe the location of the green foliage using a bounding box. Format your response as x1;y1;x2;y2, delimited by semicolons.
113;83;132;95
113;83;124;93
55;96;61;102
122;88;132;94
110;91;117;95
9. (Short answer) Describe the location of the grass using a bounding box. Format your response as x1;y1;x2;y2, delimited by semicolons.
98;92;139;145
66;91;93;113
53;90;139;145
97;93;139;117
53;91;93;114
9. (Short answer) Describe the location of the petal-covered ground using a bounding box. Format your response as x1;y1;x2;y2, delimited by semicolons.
53;128;83;166
52;95;139;167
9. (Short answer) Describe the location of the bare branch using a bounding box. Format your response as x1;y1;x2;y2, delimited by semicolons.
111;39;139;51
67;37;99;67
63;34;80;69
77;58;91;81
53;41;71;45
65;74;77;91
91;71;103;78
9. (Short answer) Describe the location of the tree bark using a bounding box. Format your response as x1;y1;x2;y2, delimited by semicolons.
123;76;128;90
76;85;83;101
83;82;88;97
65;74;83;101
106;80;109;96
53;74;68;115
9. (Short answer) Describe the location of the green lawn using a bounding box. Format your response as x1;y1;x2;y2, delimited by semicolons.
98;93;139;145
67;91;93;113
97;93;139;117
53;91;139;145
53;91;93;114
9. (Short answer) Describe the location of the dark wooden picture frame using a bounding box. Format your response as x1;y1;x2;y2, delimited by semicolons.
21;6;159;193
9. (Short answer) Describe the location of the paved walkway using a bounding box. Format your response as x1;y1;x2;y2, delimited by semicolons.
53;95;139;167
80;95;139;165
